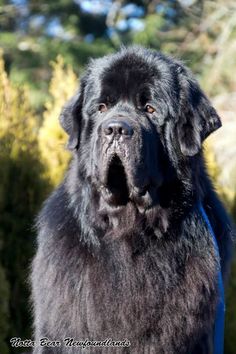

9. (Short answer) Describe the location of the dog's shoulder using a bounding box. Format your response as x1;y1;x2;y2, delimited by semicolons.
36;181;78;244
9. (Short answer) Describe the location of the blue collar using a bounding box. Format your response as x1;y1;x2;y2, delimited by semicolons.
198;203;225;354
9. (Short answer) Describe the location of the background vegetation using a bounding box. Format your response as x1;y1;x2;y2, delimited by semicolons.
0;0;235;353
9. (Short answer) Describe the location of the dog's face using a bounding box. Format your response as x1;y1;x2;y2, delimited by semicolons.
60;47;221;210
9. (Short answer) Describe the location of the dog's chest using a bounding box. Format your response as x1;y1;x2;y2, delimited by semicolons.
78;226;218;346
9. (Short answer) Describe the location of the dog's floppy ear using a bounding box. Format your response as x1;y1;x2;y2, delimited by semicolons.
59;78;86;151
176;65;221;157
59;94;80;150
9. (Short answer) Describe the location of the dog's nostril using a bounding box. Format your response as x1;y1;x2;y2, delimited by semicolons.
103;120;133;137
104;127;113;135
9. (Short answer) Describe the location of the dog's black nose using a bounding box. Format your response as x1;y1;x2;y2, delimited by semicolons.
102;120;133;138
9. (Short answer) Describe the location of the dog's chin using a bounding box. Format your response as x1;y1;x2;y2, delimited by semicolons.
99;154;155;211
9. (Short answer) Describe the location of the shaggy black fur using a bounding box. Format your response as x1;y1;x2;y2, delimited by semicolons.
31;47;233;354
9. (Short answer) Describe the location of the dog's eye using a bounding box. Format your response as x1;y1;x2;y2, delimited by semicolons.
98;103;107;113
145;105;155;114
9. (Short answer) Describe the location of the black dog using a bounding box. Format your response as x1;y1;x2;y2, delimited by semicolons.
31;47;232;354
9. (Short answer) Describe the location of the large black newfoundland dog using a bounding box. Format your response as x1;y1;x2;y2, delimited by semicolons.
31;47;232;354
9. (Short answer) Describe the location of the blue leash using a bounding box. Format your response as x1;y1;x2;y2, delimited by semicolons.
198;203;225;354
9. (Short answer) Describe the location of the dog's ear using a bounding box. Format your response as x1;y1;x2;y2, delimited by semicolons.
176;65;221;157
59;94;80;150
59;78;86;151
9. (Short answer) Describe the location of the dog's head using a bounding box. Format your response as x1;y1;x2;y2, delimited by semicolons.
60;47;221;210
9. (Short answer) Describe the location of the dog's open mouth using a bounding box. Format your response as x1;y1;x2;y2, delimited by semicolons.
101;154;154;209
103;154;129;206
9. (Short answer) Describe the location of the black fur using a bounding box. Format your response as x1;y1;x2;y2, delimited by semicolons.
31;47;233;354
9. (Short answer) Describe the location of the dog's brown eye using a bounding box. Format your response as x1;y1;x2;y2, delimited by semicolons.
145;105;155;114
98;103;107;113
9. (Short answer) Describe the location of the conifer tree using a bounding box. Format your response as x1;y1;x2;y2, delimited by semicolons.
38;56;78;186
0;52;48;350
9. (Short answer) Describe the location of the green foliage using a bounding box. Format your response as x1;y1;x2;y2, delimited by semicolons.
133;14;165;48
0;52;49;352
0;264;9;354
38;56;78;186
225;257;236;354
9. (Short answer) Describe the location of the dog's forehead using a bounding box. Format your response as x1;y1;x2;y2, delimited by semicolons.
86;50;177;101
104;55;159;83
103;56;162;96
